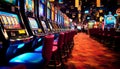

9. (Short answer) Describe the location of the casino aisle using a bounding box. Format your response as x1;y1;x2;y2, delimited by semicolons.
64;33;120;69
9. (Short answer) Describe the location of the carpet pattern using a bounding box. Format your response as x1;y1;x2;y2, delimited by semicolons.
65;33;120;69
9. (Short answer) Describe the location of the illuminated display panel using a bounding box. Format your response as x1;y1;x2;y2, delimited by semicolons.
105;16;116;24
51;4;55;21
28;17;39;29
0;0;16;5
47;1;51;19
41;21;47;30
47;1;50;8
0;11;21;29
47;8;51;19
39;2;44;16
25;0;34;14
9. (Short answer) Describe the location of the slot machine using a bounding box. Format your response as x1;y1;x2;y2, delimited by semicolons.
46;2;61;33
38;0;52;34
104;12;116;29
47;3;55;32
53;6;63;32
19;0;46;50
0;0;33;60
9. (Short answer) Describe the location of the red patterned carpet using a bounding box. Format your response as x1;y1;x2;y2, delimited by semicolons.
64;33;120;69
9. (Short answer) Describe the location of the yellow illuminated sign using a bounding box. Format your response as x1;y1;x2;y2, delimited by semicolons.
18;30;25;34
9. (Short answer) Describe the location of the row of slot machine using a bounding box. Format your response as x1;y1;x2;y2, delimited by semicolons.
0;0;72;66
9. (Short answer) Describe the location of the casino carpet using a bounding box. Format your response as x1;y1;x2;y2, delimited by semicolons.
64;33;120;69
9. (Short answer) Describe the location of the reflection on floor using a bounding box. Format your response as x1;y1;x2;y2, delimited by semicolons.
64;33;120;69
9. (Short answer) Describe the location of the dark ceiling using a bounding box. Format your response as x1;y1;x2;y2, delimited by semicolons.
54;0;118;22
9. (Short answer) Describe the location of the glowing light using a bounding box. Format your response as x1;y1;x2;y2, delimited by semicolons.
77;6;81;11
96;0;101;7
28;17;39;29
38;38;42;42
99;10;103;13
17;43;25;49
49;0;54;2
10;53;43;63
35;45;43;52
84;10;89;14
75;0;79;7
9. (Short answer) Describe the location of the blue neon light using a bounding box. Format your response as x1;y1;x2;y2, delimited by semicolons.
38;38;42;42
17;43;25;49
10;53;44;63
35;45;43;52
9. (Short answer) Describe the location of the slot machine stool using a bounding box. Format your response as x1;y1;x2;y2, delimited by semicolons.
48;32;65;69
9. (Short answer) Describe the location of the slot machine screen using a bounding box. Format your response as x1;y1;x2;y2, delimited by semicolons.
41;21;47;30
39;3;44;16
28;17;39;29
0;0;16;5
0;11;21;29
47;8;51;19
25;0;34;13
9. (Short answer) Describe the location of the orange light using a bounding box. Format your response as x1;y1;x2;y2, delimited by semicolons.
77;6;81;11
51;4;55;20
75;0;79;7
96;0;101;7
99;10;103;13
49;0;54;2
